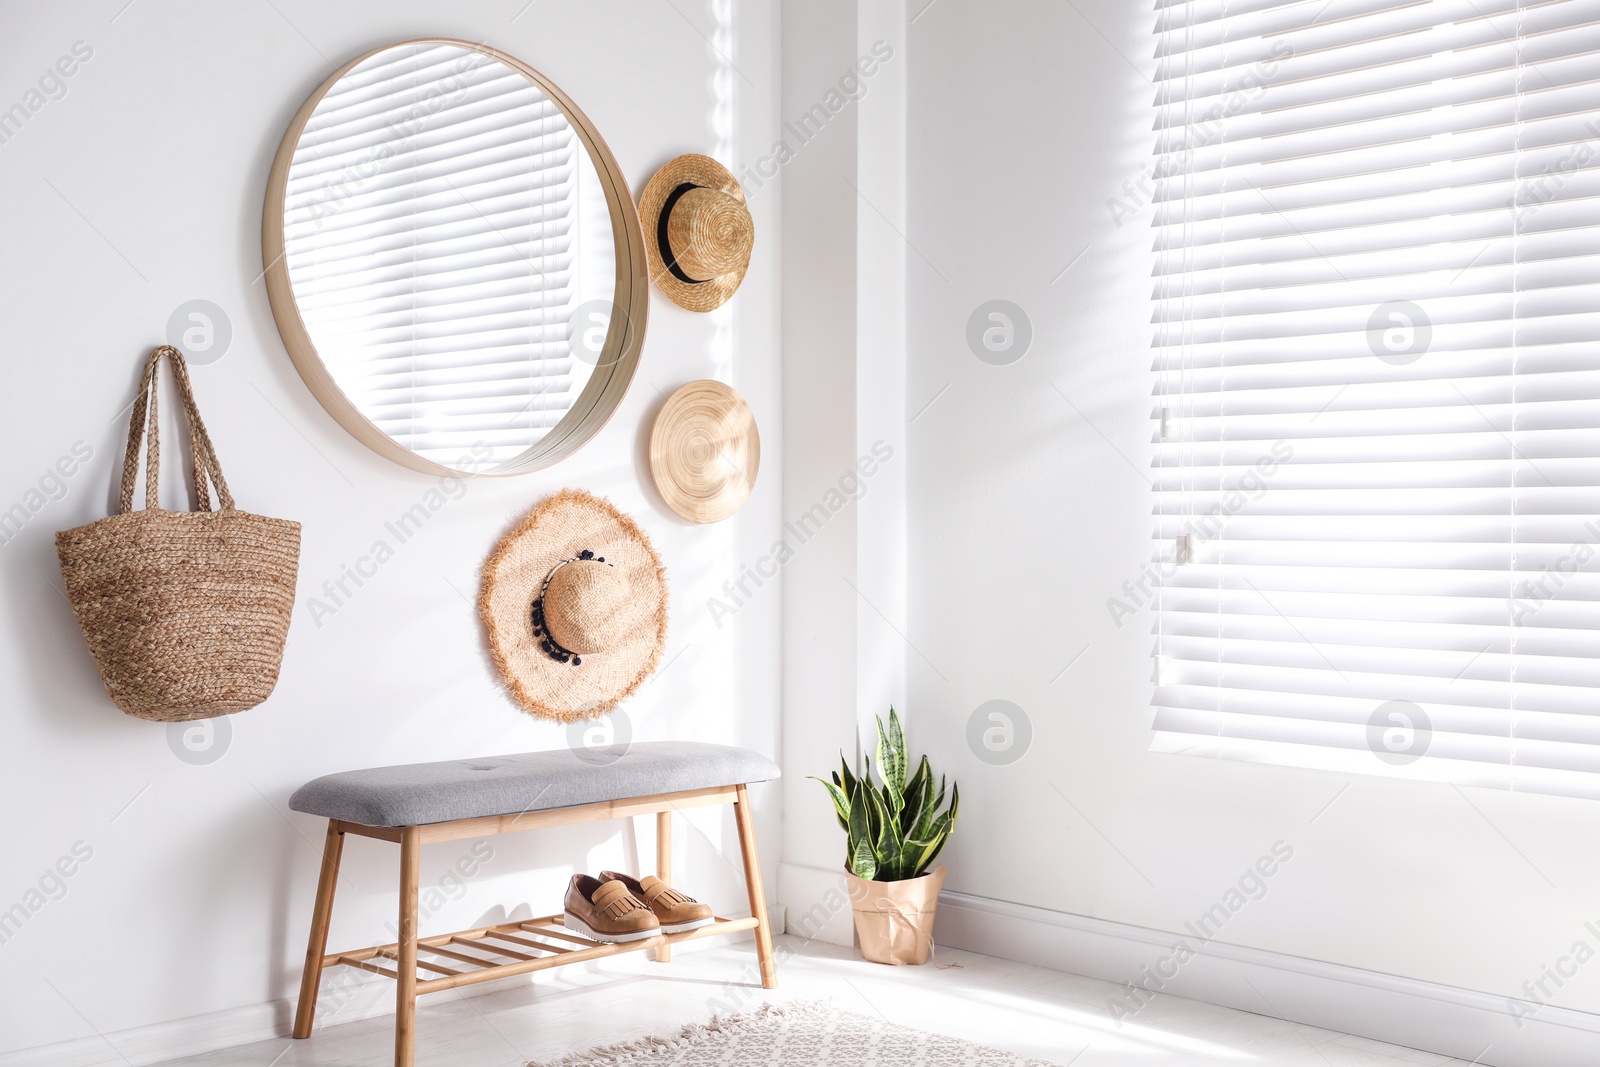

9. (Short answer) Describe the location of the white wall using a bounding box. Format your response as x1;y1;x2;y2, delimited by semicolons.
777;0;863;904
775;0;911;943
906;0;1600;1017
0;0;781;1054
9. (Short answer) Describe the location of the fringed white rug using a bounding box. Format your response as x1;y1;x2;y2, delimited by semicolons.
531;1001;1053;1066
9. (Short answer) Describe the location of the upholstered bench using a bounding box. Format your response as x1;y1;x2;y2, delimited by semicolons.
287;741;781;1067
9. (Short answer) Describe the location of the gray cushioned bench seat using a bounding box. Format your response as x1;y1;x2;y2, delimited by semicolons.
289;741;780;828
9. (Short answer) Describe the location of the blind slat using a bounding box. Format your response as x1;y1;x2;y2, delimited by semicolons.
1151;0;1600;796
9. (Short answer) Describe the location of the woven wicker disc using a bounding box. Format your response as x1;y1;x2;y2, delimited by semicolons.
479;489;668;722
638;154;753;313
650;380;761;524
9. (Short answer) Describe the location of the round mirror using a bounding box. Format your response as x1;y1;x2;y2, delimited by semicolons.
263;40;648;475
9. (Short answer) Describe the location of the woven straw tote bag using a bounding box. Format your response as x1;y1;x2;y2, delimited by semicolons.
55;346;302;722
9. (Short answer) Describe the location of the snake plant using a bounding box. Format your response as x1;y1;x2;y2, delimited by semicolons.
812;708;960;882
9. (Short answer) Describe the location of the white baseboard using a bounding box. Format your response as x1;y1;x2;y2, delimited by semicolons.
0;974;481;1067
3;997;302;1067
17;882;1590;1067
0;925;765;1067
777;861;856;947
935;888;1600;1067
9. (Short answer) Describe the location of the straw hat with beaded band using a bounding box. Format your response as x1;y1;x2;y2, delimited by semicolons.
638;154;754;313
479;489;668;722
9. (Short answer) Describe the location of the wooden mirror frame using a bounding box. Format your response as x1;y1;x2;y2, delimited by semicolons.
262;38;650;477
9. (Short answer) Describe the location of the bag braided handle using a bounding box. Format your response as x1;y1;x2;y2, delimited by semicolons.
117;346;235;514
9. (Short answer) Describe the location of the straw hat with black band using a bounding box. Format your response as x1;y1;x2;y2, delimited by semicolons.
479;489;668;722
638;154;754;313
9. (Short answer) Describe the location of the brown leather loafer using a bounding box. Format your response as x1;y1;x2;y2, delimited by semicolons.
599;871;714;933
562;875;661;943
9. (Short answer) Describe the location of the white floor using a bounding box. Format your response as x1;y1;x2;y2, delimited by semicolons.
148;935;1482;1067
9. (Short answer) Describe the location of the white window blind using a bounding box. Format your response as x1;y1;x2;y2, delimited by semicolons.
1150;0;1600;797
283;42;614;468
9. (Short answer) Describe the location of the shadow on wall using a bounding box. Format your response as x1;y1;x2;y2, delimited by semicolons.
633;378;681;525
3;504;134;740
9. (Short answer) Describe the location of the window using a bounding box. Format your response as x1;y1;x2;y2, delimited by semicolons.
1150;0;1600;796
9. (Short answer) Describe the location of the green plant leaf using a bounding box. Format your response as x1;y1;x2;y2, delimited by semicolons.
850;836;878;879
811;776;851;831
901;755;933;835
839;754;858;803
847;782;875;877
889;707;909;777
914;772;946;840
909;781;959;876
917;830;951;875
901;833;944;878
860;762;883;844
921;812;955;870
865;782;903;877
904;752;929;797
876;713;907;814
915;794;959;872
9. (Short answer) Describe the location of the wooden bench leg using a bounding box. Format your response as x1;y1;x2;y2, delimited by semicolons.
396;825;421;1067
293;821;345;1039
732;785;777;989
655;810;672;964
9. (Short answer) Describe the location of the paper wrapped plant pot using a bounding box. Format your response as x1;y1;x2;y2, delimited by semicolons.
846;865;946;966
